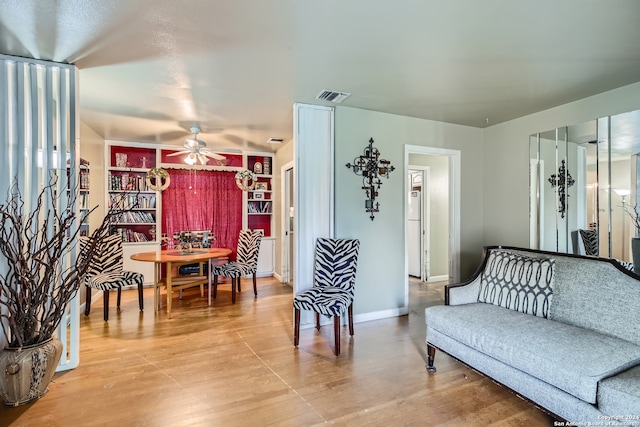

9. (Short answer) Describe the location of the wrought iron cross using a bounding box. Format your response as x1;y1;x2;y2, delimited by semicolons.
345;137;395;221
548;159;575;219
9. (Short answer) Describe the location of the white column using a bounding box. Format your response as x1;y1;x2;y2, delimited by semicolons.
293;103;334;326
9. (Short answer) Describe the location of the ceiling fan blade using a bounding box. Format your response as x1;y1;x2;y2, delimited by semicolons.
167;150;190;157
201;151;227;161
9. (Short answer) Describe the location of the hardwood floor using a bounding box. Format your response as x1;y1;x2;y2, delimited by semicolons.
0;277;554;426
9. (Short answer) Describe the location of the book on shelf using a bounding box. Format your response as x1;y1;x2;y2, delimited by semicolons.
114;210;155;224
109;193;156;210
108;173;149;191
263;157;271;175
115;228;150;243
79;170;90;189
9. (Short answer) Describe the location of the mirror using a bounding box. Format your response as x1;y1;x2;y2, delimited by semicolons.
530;109;640;267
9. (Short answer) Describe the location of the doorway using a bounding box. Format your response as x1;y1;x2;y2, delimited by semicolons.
404;145;460;306
407;168;430;282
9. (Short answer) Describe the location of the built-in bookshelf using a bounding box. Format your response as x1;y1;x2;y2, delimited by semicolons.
106;142;275;240
79;161;90;236
106;144;159;243
246;155;273;237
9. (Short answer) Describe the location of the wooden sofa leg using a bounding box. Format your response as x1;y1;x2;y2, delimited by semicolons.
213;275;218;298
294;308;300;346
315;313;321;330
348;304;354;336
426;344;437;372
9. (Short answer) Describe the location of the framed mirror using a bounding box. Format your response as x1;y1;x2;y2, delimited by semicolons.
530;109;640;271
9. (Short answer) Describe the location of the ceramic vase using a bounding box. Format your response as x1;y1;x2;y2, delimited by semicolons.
0;337;63;406
632;237;640;276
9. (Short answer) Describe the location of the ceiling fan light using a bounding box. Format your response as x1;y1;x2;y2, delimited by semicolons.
185;153;197;165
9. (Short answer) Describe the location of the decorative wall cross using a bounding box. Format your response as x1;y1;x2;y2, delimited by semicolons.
548;159;575;218
345;137;395;221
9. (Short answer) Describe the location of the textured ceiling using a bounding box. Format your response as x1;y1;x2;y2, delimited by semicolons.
2;0;640;152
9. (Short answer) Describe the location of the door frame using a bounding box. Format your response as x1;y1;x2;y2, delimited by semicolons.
404;145;461;306
280;160;294;285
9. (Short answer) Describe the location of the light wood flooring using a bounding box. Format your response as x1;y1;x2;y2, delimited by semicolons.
0;277;554;426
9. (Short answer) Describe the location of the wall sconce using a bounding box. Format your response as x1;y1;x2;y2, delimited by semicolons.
548;159;575;218
345;137;395;221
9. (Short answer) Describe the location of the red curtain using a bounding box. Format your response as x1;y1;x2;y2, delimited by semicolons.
161;169;242;259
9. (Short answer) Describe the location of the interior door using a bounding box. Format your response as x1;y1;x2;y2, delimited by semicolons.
282;166;294;285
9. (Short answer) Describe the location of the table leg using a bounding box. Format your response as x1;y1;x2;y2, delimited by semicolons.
154;262;160;314
166;261;172;318
208;258;212;306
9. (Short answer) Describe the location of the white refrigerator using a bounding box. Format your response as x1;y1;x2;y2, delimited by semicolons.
408;190;421;277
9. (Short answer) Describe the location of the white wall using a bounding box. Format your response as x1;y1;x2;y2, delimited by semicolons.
79;121;105;306
334;106;484;316
483;82;640;248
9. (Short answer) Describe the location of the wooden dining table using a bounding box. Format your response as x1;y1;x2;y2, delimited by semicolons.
130;247;232;318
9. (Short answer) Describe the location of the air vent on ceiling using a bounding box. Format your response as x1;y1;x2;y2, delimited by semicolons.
315;89;351;103
268;137;286;144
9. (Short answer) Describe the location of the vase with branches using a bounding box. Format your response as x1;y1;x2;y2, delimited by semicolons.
622;203;640;275
0;175;131;405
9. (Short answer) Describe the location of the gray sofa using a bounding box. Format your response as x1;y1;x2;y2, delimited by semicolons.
425;246;640;423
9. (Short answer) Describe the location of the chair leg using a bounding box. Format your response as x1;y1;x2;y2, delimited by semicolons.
348;304;354;336
294;307;301;346
103;290;110;322
231;278;237;304
315;313;321;330
237;277;242;293
252;272;257;297
138;282;144;311
85;286;92;316
117;287;122;308
333;315;341;356
213;275;218;299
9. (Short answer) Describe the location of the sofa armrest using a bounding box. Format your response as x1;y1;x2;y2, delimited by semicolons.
446;275;481;305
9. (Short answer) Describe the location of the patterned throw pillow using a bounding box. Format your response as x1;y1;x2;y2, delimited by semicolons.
478;250;555;318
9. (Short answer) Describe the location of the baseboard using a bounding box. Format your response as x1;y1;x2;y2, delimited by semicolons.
273;272;283;282
300;306;409;329
427;274;449;283
353;307;409;323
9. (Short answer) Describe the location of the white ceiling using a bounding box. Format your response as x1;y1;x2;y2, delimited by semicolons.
2;0;640;153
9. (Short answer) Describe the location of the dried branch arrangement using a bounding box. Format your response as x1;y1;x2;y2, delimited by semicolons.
0;177;126;348
623;204;640;237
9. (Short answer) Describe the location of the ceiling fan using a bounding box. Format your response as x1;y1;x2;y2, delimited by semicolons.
167;127;227;165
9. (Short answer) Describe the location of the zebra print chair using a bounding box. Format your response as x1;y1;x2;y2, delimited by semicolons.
80;233;144;321
210;229;263;303
293;238;360;356
578;228;599;256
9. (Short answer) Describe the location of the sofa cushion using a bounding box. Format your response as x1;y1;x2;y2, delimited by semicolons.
478;249;554;318
426;303;640;403
597;365;640;417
